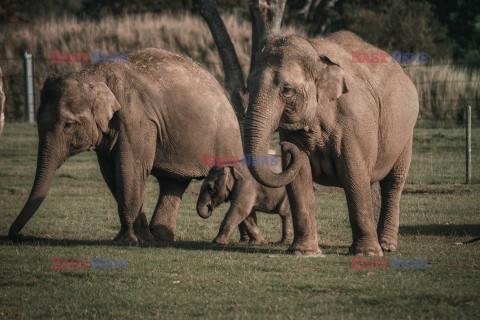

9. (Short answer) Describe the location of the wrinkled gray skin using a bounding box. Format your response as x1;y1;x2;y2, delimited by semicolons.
9;48;242;243
244;31;419;256
197;160;293;245
0;66;5;139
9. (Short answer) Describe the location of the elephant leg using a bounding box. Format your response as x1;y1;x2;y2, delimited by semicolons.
213;196;256;244
378;138;412;252
279;212;294;244
285;149;322;256
242;211;265;245
238;222;251;243
371;181;381;228
339;157;382;256
98;154;153;243
149;178;190;242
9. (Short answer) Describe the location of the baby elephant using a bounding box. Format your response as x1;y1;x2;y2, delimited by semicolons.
196;158;293;244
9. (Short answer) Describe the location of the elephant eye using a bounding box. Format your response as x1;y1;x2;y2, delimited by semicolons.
64;122;76;129
206;184;215;193
281;86;296;98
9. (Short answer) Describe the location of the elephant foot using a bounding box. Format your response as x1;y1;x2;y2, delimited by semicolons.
248;238;265;245
239;236;250;243
379;240;397;252
349;241;383;256
135;229;154;243
213;236;228;244
287;241;323;256
113;231;138;244
279;237;293;245
149;225;175;242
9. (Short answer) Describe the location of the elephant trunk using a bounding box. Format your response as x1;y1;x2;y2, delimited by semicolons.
244;100;302;188
196;193;213;219
9;142;64;240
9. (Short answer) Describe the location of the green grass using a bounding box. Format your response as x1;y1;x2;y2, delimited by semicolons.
0;123;479;319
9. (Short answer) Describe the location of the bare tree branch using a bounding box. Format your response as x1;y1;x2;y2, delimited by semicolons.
249;0;287;72
197;0;246;120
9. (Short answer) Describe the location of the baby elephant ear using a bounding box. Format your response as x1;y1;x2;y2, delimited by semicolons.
91;82;120;132
316;56;348;102
230;166;244;181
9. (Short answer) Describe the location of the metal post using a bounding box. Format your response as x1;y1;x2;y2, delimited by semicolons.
466;105;471;184
23;51;34;123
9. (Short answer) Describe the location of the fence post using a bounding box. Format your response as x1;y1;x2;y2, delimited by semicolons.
466;104;471;184
23;51;35;123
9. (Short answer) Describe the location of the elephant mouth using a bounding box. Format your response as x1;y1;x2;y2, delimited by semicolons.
278;121;309;132
207;203;214;214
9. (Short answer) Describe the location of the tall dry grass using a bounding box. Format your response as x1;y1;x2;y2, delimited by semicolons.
0;12;477;125
405;64;480;126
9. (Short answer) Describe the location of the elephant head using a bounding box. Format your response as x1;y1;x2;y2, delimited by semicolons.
196;165;243;219
244;35;348;187
9;74;120;241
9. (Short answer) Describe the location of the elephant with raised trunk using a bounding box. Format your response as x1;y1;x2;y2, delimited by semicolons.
243;31;418;256
197;159;293;245
9;48;242;243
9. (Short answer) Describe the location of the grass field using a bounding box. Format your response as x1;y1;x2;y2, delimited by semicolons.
0;123;479;319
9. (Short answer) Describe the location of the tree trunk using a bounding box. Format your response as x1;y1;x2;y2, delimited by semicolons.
197;0;287;135
0;66;5;139
197;0;246;123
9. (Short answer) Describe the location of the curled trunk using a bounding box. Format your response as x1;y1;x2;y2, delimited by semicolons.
196;193;213;219
244;104;302;188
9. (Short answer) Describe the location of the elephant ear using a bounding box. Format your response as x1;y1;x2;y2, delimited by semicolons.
316;56;348;103
91;82;121;132
230;166;244;181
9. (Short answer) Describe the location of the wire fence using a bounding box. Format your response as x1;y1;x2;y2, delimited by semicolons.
0;56;478;184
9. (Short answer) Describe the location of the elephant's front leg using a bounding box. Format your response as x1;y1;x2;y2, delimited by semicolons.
285;149;322;256
114;133;155;244
338;158;383;256
149;178;190;241
98;155;153;243
214;196;257;244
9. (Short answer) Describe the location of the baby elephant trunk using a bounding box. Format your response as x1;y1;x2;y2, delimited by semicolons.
196;192;214;219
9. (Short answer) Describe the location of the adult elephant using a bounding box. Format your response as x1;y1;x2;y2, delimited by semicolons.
9;48;242;243
243;31;418;256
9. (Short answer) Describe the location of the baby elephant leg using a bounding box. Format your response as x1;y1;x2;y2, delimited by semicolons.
238;222;251;242
279;212;294;244
241;211;265;245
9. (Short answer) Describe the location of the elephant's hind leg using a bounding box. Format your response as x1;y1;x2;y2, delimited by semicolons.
149;178;191;241
238;222;251;243
378;138;412;252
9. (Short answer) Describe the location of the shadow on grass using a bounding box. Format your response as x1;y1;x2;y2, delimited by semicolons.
399;224;480;237
0;235;288;254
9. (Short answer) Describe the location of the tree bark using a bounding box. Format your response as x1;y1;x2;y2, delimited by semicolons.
197;0;287;133
197;0;246;121
0;66;5;140
249;0;287;72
